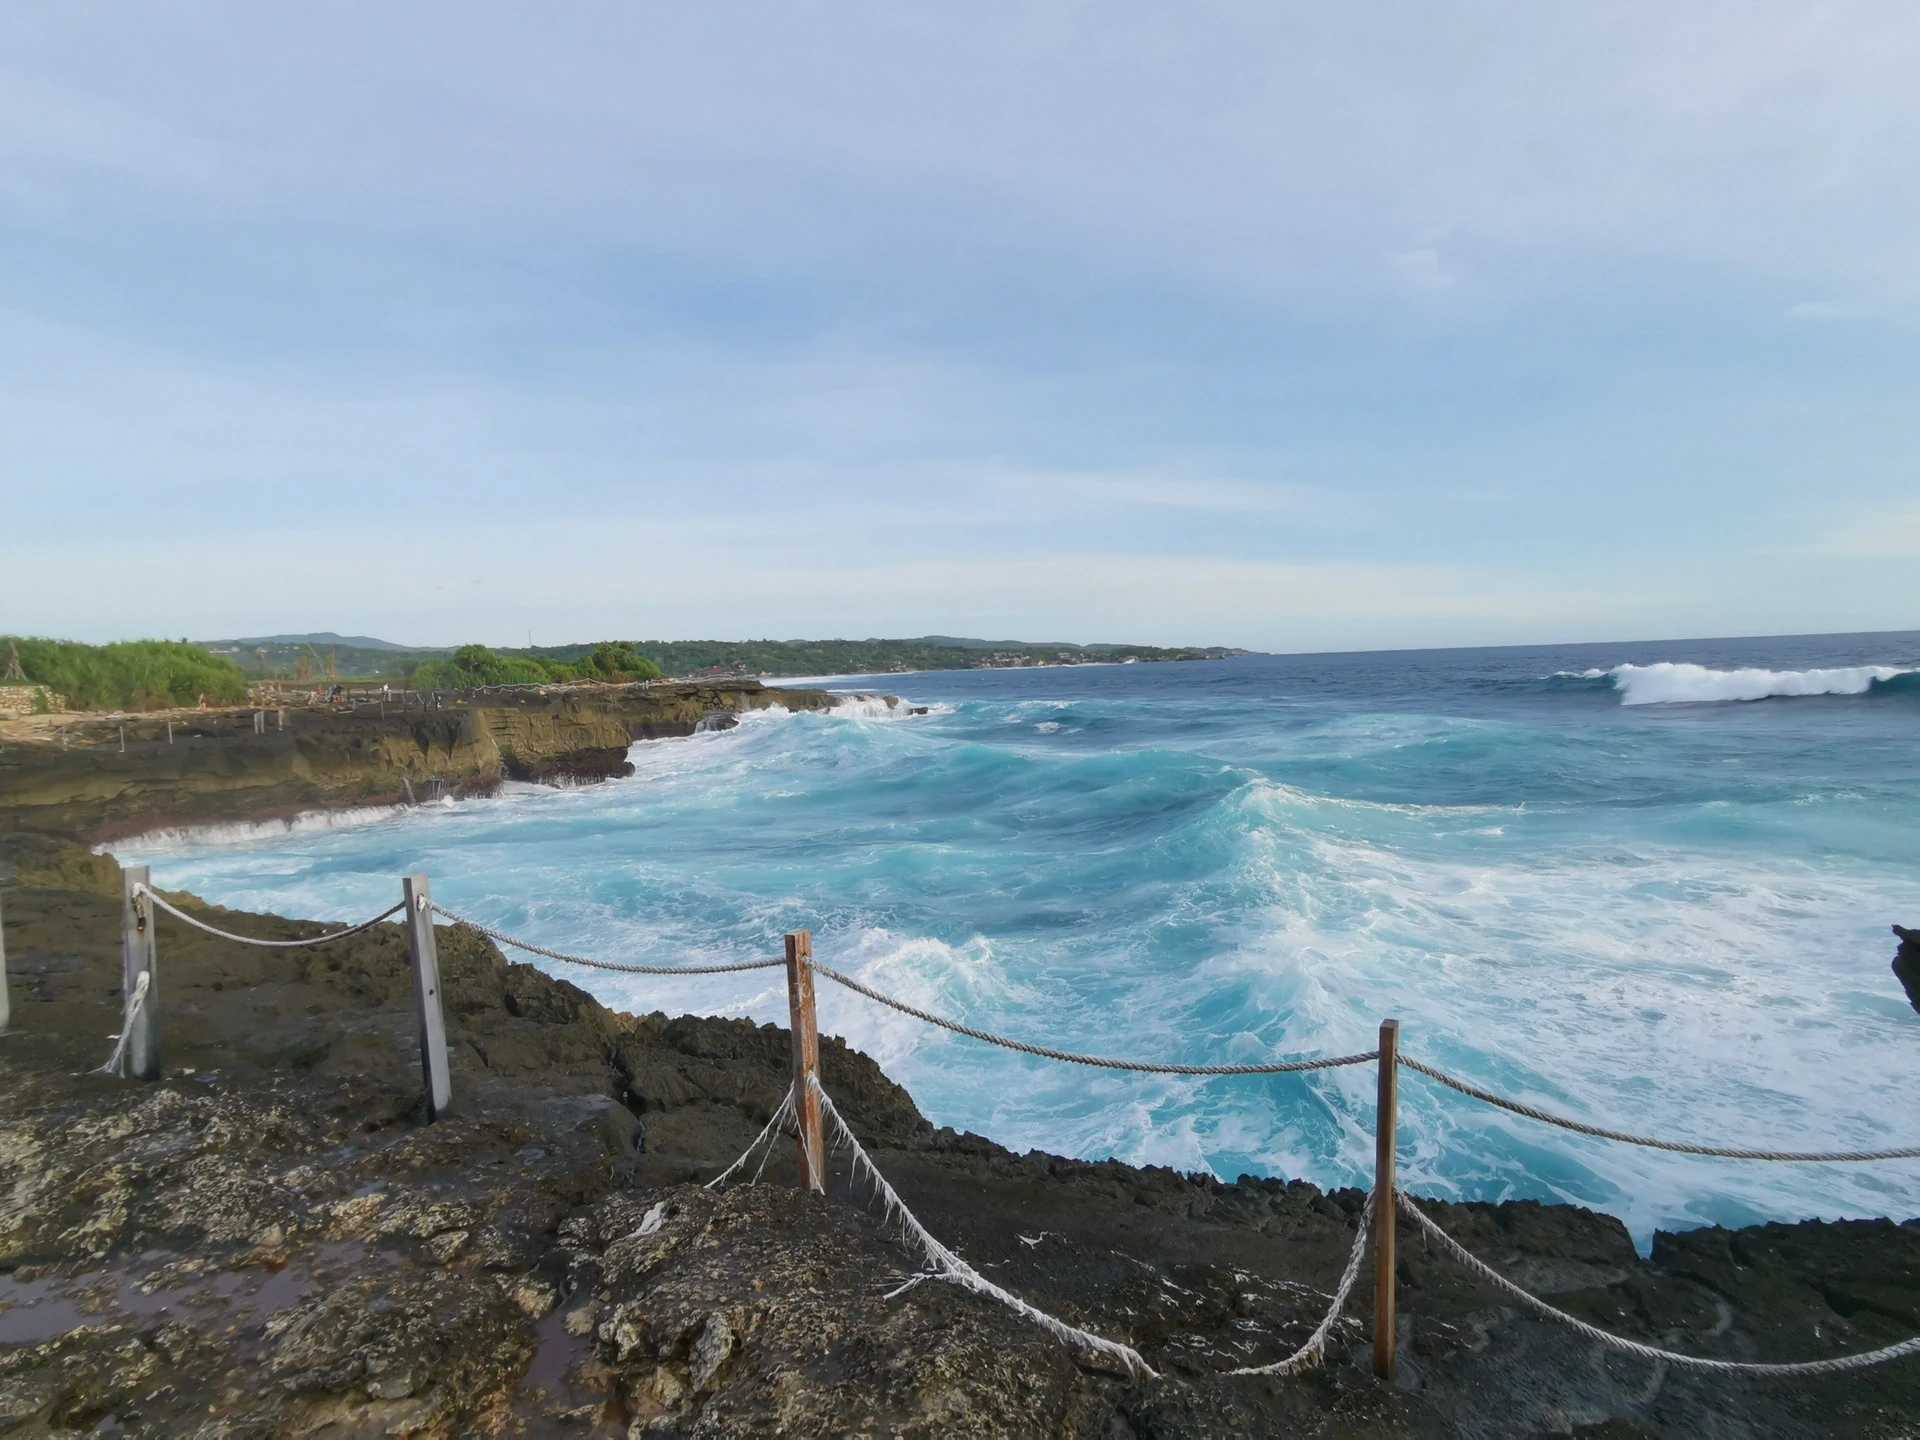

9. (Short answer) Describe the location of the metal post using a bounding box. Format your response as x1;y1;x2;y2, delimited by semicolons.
402;876;451;1119
0;890;10;1034
1373;1018;1400;1379
120;866;160;1079
119;725;126;753
785;931;826;1193
277;707;286;730
166;720;173;745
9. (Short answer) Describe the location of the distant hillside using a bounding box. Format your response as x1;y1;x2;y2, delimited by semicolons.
205;632;439;654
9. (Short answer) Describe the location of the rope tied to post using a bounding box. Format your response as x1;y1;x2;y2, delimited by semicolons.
1397;1054;1920;1162
1229;1187;1377;1377
811;961;1380;1075
133;884;403;950
98;970;149;1077
424;901;788;975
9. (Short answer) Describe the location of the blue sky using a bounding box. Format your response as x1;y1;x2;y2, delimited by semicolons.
2;3;1916;650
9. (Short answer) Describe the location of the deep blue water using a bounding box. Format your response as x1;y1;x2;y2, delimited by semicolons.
121;631;1920;1243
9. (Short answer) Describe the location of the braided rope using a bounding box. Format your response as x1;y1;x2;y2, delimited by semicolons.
1397;1055;1920;1162
706;1084;801;1191
812;1076;1157;1378
136;886;403;949
1230;1188;1375;1376
98;971;149;1077
1397;1191;1920;1376
425;902;786;975
811;962;1378;1075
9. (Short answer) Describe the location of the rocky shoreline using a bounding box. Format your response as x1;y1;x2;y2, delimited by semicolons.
3;833;1917;1437
0;682;884;846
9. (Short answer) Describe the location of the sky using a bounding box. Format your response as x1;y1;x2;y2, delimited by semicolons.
2;3;1917;652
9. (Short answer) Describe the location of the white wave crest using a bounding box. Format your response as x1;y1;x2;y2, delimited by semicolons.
829;695;904;720
1607;662;1913;706
103;803;427;854
827;695;952;721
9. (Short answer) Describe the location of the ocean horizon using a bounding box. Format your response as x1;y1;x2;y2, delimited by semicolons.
120;628;1920;1247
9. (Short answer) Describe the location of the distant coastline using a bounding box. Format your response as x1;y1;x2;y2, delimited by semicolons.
189;632;1251;684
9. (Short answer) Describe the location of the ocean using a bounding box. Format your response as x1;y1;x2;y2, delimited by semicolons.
118;631;1920;1245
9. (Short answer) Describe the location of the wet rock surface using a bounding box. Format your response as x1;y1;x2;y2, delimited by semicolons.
1895;927;1920;1016
2;836;1918;1437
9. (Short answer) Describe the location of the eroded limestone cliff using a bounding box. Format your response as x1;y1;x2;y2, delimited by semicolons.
0;682;870;844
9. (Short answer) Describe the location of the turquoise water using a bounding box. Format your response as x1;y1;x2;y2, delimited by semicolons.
120;632;1920;1243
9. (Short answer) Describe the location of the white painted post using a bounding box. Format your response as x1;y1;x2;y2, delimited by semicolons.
166;720;173;745
120;866;159;1079
0;890;10;1034
402;876;451;1119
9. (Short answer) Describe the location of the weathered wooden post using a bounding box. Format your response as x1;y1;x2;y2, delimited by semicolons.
120;866;160;1079
1373;1018;1400;1379
784;931;826;1193
402;876;451;1120
0;890;10;1034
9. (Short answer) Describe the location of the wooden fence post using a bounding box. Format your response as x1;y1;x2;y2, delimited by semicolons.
402;876;452;1120
1373;1017;1400;1379
120;866;160;1079
785;931;826;1193
0;890;10;1034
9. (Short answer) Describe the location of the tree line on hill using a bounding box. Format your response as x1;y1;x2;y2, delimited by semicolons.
5;633;1241;712
411;643;662;690
0;637;670;712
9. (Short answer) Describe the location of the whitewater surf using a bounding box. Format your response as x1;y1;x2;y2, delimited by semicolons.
117;631;1920;1247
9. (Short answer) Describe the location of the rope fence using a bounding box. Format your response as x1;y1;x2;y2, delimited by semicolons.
427;901;788;976
97;868;1920;1392
135;885;403;950
1397;1191;1920;1377
811;960;1380;1075
1396;1055;1920;1162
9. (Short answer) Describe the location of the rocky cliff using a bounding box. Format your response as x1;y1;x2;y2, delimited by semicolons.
0;683;872;844
2;835;1916;1438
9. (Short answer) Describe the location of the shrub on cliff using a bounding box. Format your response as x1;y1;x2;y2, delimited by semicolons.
412;641;662;690
585;642;663;682
3;636;250;711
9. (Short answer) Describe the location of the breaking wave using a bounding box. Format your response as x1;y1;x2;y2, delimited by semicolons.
104;802;434;852
1549;662;1918;705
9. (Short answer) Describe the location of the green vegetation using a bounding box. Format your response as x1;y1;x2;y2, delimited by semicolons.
3;637;251;711
411;643;662;691
187;633;1245;684
603;637;1245;676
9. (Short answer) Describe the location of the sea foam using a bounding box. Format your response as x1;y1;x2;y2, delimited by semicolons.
1607;662;1914;705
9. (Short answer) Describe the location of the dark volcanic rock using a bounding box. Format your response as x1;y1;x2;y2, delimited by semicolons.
2;835;1918;1437
1896;926;1920;1015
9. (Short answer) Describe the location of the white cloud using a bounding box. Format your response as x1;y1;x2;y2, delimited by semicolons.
5;5;1920;301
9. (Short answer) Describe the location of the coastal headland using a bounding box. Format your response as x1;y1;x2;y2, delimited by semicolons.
0;681;878;846
1;832;1916;1437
